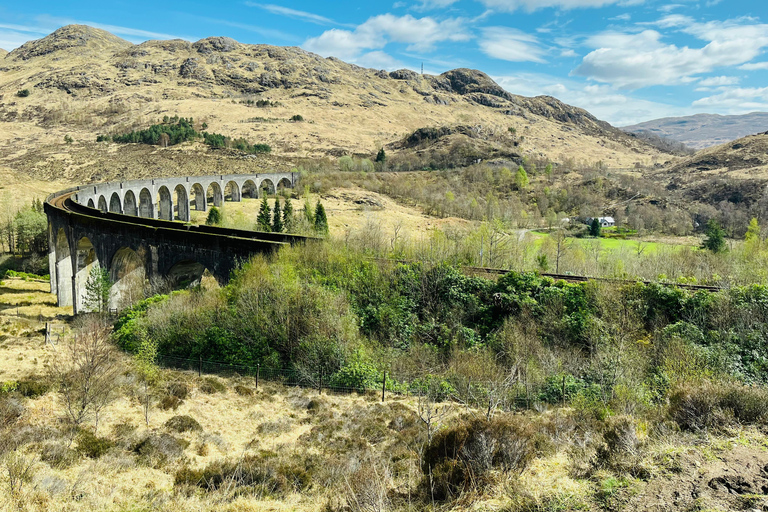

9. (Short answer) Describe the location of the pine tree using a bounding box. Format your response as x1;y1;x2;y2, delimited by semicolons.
84;266;111;313
283;198;294;233
205;206;222;226
257;195;271;232
702;219;726;253
376;148;386;163
272;197;283;233
589;218;601;237
303;194;314;225
314;200;328;235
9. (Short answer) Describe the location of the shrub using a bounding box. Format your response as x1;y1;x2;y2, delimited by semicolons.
16;89;30;98
668;380;768;431
290;114;304;122
135;433;188;466
76;429;114;459
234;385;253;396
174;450;316;495
421;416;535;500
165;414;203;433
15;378;50;398
40;440;78;468
158;382;189;410
0;396;24;426
199;377;226;394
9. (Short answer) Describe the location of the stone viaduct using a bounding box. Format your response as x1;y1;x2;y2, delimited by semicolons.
45;172;306;314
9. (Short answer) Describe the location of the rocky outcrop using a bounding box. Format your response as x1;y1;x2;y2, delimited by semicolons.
9;25;130;60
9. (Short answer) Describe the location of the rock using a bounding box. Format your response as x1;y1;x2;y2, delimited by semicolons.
193;37;238;54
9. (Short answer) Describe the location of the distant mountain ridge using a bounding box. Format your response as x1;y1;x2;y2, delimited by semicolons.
623;112;768;150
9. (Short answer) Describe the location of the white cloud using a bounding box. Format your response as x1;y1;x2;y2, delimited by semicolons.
573;17;768;89
413;0;461;10
477;0;643;12
697;76;740;86
303;14;470;60
479;27;545;63
693;86;768;110
610;13;631;21
244;3;342;26
740;62;768;70
658;4;684;13
493;72;690;126
355;51;405;70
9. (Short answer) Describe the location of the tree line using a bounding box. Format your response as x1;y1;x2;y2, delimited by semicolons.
97;116;271;154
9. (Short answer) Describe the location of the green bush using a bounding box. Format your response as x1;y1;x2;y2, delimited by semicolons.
329;359;381;390
76;430;114;459
290;114;304;122
199;377;226;394
165;414;203;433
16;89;30;98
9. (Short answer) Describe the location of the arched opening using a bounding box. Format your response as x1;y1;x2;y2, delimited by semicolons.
87;198;95;209
242;180;258;199
54;228;73;307
74;236;102;313
191;183;206;211
224;181;241;202
123;190;138;216
110;247;145;310
168;260;220;290
97;195;108;213
139;188;153;218
109;192;122;213
277;177;292;195
157;186;172;220
259;179;275;197
206;182;223;207
173;184;189;221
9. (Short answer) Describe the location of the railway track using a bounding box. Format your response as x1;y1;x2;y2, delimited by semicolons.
464;267;722;292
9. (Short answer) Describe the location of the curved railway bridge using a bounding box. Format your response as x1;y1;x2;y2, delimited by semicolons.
45;173;309;314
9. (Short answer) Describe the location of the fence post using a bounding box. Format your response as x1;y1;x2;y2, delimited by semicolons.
382;372;386;402
255;364;260;390
198;356;202;377
561;375;566;405
44;322;50;346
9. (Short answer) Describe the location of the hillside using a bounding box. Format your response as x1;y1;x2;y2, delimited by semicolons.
0;24;668;185
623;112;768;150
658;131;768;211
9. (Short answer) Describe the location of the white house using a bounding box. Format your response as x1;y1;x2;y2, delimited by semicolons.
586;216;615;227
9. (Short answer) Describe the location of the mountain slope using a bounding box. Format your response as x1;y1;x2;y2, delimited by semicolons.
623;112;768;150
0;25;669;180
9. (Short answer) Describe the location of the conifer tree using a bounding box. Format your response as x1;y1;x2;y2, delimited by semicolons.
257;195;271;232
272;197;283;233
283;198;294;233
303;194;314;225
589;218;601;237
205;206;222;226
702;219;726;253
314;200;328;235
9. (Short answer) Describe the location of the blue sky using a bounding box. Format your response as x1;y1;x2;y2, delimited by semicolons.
1;0;767;126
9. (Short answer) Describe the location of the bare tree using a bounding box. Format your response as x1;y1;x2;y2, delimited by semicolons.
50;316;121;431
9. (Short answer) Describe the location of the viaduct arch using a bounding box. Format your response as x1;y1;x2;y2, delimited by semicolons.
46;172;303;314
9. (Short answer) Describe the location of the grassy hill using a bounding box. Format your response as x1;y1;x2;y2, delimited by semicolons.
0;24;668;183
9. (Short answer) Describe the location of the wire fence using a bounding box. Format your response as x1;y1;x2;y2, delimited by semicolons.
153;354;568;410
155;354;387;398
